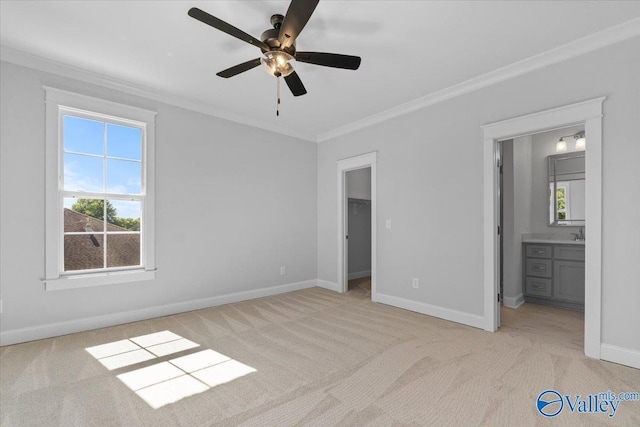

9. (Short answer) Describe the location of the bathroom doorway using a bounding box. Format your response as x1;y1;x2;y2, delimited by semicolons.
498;125;586;350
482;97;604;359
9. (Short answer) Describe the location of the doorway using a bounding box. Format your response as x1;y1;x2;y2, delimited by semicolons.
337;152;377;301
482;97;604;359
498;126;586;350
346;168;372;297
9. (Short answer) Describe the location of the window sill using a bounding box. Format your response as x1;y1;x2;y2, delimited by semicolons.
44;269;156;291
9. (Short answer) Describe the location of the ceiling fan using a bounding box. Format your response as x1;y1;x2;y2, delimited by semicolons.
187;0;361;99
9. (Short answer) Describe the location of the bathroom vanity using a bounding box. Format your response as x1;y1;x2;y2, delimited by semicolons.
522;239;585;310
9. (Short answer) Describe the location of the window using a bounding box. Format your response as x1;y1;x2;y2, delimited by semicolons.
556;186;567;220
44;88;156;290
549;182;573;225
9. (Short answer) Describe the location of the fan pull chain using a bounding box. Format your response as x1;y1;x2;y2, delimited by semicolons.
276;76;281;117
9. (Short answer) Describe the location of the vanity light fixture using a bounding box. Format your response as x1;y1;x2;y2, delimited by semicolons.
574;131;586;150
556;131;585;153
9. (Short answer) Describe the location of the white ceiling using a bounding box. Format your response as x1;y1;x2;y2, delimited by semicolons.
2;1;640;141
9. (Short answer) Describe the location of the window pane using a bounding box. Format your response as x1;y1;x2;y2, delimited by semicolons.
64;153;104;192
107;159;141;194
64;115;104;155
107;234;140;268
107;200;141;231
64;198;105;232
107;123;141;160
64;234;104;271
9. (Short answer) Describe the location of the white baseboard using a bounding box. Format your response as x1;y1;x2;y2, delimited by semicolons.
375;293;485;329
348;270;371;280
0;280;317;347
600;344;640;370
503;293;524;309
317;279;341;293
4;279;636;370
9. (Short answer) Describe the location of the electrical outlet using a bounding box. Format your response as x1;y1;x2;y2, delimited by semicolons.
280;266;286;275
412;278;419;289
386;219;392;229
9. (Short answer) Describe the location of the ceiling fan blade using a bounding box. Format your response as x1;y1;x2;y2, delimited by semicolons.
295;52;361;70
278;0;319;49
216;58;261;78
284;71;307;96
188;8;269;52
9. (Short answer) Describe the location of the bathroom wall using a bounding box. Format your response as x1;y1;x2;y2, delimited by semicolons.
502;136;533;307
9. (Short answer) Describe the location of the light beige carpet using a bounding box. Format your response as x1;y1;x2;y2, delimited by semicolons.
1;286;639;426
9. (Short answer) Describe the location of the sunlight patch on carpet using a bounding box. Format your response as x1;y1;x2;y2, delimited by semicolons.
86;332;256;408
85;331;200;370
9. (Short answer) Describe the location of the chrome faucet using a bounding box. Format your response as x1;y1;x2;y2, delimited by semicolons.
571;227;585;241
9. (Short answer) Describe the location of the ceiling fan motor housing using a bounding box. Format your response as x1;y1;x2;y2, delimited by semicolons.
261;14;296;54
270;14;284;29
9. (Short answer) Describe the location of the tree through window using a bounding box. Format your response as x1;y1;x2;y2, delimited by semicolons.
556;186;566;220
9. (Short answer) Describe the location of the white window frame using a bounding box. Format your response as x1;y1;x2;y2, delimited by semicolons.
44;87;156;291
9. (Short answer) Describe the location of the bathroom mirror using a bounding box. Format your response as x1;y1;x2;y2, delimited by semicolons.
548;152;585;226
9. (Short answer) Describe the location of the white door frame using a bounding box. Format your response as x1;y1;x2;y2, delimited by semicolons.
482;97;605;359
337;152;377;300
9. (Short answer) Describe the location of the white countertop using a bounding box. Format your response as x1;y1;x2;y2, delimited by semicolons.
522;238;585;245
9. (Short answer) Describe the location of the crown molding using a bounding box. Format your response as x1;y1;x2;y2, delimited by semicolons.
3;17;639;144
317;17;640;143
0;45;316;143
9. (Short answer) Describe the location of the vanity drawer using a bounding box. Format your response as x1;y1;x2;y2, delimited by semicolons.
526;277;552;298
526;258;552;278
554;246;585;261
525;245;552;259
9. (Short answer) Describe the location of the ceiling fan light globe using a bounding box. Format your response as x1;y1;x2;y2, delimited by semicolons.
261;51;294;77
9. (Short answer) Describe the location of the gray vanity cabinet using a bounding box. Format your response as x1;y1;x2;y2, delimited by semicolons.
552;245;585;304
522;242;585;310
554;260;585;304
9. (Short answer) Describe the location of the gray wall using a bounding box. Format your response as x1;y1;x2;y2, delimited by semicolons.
317;37;640;352
0;61;317;335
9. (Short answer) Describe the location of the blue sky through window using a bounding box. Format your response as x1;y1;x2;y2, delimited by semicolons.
64;115;103;155
63;115;142;219
64;153;103;192
107;159;141;194
107;123;141;160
